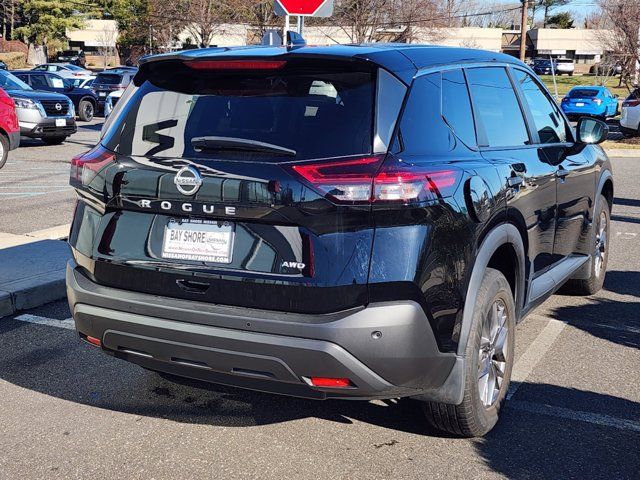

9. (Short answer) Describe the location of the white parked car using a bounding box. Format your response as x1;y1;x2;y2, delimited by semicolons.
620;88;640;136
32;63;93;79
104;89;124;117
554;58;575;76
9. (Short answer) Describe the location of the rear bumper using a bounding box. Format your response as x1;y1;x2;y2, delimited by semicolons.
66;263;461;401
7;130;19;150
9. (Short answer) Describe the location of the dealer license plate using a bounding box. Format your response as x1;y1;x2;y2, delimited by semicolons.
162;219;234;264
575;102;585;107
55;118;66;127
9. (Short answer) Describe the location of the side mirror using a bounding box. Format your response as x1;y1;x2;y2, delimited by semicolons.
576;117;608;145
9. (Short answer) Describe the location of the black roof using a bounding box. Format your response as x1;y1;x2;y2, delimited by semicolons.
139;43;526;85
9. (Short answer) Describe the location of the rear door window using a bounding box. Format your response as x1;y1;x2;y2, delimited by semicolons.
102;61;375;162
466;67;530;148
512;69;568;144
96;74;123;85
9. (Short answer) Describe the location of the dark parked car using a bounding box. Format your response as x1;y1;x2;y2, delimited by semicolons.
0;70;76;144
91;70;135;109
57;49;86;67
67;44;613;437
12;71;98;121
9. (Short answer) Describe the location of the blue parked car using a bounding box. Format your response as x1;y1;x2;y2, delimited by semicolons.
561;86;618;120
11;70;97;121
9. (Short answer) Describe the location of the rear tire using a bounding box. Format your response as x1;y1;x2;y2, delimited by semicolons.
42;136;67;145
78;99;94;122
562;194;610;295
421;268;515;437
0;133;8;169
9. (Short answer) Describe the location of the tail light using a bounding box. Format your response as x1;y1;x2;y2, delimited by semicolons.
623;99;640;107
289;155;462;204
561;97;568;102
70;145;115;187
309;377;353;388
593;98;603;105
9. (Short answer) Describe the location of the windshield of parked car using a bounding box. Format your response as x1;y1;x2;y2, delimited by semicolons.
0;71;32;91
568;89;599;98
101;61;375;162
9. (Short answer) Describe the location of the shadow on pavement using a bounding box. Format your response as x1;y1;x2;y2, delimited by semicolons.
614;197;640;208
551;271;639;349
476;383;640;479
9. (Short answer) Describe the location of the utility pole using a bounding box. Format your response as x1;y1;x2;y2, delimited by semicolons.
520;0;528;62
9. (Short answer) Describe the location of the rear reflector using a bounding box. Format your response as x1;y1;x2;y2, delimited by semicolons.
86;336;101;347
185;60;287;70
310;377;352;388
289;155;462;204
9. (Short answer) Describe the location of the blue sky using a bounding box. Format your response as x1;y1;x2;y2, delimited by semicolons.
495;0;598;20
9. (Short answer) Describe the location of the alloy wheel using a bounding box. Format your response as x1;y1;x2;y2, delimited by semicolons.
594;210;607;277
477;299;509;408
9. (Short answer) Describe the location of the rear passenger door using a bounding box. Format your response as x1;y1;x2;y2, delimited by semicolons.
511;68;595;265
466;66;558;275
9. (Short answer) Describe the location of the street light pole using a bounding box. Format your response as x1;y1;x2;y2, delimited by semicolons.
520;0;528;62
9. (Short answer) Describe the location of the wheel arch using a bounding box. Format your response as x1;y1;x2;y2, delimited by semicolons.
80;96;97;107
456;223;525;358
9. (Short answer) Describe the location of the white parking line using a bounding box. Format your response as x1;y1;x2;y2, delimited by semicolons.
509;400;640;433
13;314;74;330
507;318;567;400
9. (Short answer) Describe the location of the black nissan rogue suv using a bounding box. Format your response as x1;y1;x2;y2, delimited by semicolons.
66;44;613;437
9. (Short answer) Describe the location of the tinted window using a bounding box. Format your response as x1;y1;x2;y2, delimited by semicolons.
442;69;476;148
513;69;567;144
95;73;124;85
466;67;529;147
30;75;49;89
396;72;456;154
0;71;31;91
568;89;599;98
103;64;375;161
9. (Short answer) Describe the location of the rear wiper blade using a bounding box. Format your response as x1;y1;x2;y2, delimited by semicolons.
191;136;296;156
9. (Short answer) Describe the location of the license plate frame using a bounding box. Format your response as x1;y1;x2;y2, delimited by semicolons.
161;219;235;264
55;118;66;127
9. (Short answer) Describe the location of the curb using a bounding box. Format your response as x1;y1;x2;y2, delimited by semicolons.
0;225;71;318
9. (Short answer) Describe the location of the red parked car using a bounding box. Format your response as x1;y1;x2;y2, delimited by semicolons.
0;86;19;169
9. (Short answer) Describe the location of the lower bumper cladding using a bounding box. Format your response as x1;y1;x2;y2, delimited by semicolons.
66;263;459;401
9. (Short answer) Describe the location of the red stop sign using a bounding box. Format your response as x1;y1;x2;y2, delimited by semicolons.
275;0;328;16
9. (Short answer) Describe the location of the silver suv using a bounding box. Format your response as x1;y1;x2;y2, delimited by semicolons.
0;70;77;145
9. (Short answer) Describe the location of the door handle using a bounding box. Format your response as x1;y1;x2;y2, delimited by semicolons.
556;168;570;179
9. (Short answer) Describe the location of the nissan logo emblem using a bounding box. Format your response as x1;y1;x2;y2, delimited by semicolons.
174;165;203;196
55;103;62;111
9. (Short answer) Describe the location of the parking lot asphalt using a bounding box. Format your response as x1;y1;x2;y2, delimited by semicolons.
0;129;639;478
0;119;101;235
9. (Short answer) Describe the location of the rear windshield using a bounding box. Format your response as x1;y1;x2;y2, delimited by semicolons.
569;89;599;98
102;61;375;161
556;59;573;63
95;73;124;85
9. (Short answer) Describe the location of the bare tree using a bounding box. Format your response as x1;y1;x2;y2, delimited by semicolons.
96;23;118;69
597;0;640;87
233;0;281;41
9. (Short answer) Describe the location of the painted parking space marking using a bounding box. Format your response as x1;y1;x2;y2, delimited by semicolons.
507;318;567;400
13;314;74;330
509;400;640;433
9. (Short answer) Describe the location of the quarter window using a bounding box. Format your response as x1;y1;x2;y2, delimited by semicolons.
442;69;476;148
512;69;568;144
466;67;530;148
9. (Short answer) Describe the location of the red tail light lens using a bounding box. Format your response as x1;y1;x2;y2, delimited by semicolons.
290;155;462;204
624;99;640;107
310;377;352;388
185;60;287;70
70;145;115;187
292;156;383;203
